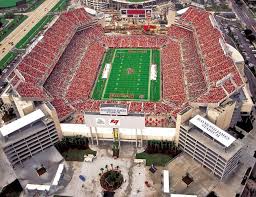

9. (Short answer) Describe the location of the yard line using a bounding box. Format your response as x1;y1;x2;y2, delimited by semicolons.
102;49;116;99
148;49;152;100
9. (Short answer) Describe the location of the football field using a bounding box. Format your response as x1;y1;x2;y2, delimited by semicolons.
92;48;160;101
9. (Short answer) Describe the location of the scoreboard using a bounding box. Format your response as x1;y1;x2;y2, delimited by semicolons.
120;9;152;18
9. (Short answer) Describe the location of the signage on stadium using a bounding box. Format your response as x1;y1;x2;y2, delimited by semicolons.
84;113;145;129
100;104;128;116
109;119;120;126
96;118;120;126
96;118;106;126
189;115;236;147
120;9;152;18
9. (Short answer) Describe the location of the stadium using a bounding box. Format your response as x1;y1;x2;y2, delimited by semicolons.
1;5;255;189
5;6;244;128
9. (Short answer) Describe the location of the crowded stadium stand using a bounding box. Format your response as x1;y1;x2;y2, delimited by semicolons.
6;6;244;124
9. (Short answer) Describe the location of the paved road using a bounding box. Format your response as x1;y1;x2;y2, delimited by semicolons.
0;0;59;60
214;14;256;98
230;0;256;32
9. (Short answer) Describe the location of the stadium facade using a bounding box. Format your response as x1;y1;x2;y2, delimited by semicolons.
0;6;254;183
83;0;169;10
0;101;70;195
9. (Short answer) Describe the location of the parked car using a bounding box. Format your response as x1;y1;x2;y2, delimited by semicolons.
248;63;255;68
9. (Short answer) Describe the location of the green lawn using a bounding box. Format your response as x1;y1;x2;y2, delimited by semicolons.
61;148;97;161
0;17;8;27
0;0;42;8
92;48;160;101
136;152;172;166
0;0;23;8
0;52;16;70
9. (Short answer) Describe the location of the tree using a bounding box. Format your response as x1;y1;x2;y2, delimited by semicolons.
247;34;256;42
4;12;14;19
235;0;243;5
170;141;174;150
244;29;253;36
160;141;164;151
173;141;176;148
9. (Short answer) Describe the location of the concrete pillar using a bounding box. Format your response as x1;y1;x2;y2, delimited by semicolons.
118;128;121;147
135;129;138;147
89;127;94;145
95;127;99;145
140;129;143;147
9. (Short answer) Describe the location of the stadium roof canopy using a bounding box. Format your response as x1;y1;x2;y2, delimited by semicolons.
189;115;236;147
85;7;97;15
226;44;244;64
0;109;45;137
176;7;189;15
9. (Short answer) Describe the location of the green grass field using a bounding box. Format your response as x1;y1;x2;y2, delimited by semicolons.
0;0;33;8
0;52;16;69
92;48;160;101
0;0;20;8
135;152;172;166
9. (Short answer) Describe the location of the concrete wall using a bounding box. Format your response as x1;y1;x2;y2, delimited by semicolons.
207;101;236;130
60;123;176;141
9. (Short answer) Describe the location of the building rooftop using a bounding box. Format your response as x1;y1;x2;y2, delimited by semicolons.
0;109;45;137
13;146;64;188
181;123;243;161
1;118;54;147
189;115;236;147
0;149;16;190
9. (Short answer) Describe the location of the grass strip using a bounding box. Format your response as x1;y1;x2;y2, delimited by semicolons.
0;52;16;70
135;152;172;166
